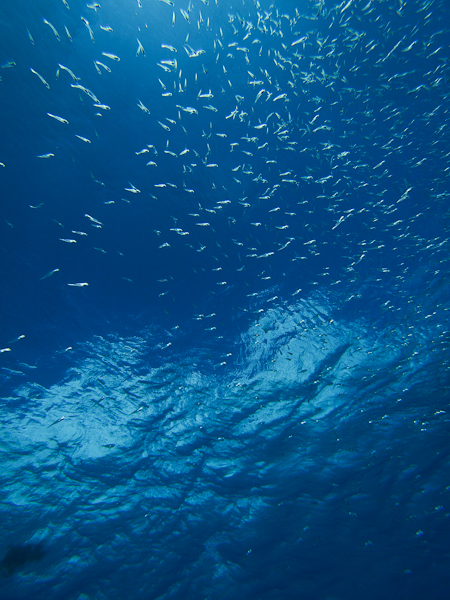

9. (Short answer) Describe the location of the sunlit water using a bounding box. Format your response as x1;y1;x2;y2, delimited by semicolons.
1;0;449;598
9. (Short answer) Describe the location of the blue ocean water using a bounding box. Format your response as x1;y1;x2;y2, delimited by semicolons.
1;0;450;598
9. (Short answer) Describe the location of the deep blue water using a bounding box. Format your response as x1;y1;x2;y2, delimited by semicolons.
1;0;450;598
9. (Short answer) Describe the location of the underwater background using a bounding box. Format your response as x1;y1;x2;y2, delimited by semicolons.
1;0;450;598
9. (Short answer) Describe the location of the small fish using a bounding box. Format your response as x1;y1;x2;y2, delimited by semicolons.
81;17;95;42
180;8;190;23
85;214;103;225
125;182;140;193
137;99;150;113
136;38;145;57
30;68;50;89
75;135;91;143
8;335;25;344
43;18;60;41
102;52;120;61
47;113;69;124
39;268;60;280
58;64;79;81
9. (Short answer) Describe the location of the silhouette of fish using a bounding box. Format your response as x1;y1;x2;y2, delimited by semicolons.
0;542;46;577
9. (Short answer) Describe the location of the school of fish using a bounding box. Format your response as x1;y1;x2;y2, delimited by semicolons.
0;0;449;351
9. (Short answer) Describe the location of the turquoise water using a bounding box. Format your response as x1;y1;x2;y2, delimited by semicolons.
1;0;449;598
